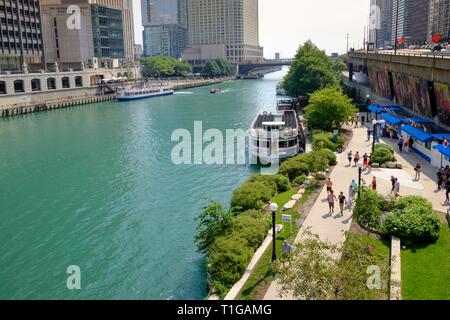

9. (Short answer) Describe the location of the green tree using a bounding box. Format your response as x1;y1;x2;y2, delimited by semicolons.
194;199;232;255
203;60;221;76
283;41;337;97
202;58;234;76
214;58;234;76
140;56;192;78
304;87;357;130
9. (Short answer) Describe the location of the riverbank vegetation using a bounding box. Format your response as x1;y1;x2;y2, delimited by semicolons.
140;56;192;78
202;59;235;77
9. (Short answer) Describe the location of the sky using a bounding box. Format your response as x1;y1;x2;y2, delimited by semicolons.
132;0;371;58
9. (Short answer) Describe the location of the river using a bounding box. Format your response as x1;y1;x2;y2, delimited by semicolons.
0;68;288;299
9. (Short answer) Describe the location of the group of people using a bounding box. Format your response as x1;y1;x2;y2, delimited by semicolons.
350;113;366;128
347;150;372;173
397;135;414;153
390;176;401;197
436;166;450;204
325;177;357;216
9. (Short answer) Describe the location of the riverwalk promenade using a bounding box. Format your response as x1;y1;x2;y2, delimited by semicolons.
264;125;447;300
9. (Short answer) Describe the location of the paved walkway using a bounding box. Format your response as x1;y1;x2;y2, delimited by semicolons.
264;125;447;300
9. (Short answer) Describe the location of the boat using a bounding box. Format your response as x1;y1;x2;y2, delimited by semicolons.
117;85;174;101
210;88;221;94
250;109;301;163
276;83;287;95
277;98;294;111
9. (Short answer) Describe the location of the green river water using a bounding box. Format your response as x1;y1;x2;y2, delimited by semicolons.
0;68;287;299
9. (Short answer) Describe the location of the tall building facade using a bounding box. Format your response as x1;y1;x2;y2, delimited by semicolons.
141;0;188;58
41;0;134;68
183;0;263;65
389;0;430;45
0;0;44;71
428;0;450;42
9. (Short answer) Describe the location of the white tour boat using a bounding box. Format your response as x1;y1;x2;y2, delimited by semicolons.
250;109;301;163
117;85;174;101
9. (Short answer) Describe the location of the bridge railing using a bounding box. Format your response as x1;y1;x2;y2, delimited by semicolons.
350;50;450;60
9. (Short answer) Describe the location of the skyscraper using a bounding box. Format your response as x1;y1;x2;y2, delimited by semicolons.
390;0;430;45
183;0;263;65
0;0;44;71
141;0;188;58
428;0;450;42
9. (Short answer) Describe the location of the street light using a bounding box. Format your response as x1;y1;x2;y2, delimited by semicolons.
366;94;371;120
357;161;363;198
269;202;278;262
372;119;378;152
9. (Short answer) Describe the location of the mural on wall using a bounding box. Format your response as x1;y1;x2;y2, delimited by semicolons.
435;83;450;126
392;73;432;118
368;67;391;99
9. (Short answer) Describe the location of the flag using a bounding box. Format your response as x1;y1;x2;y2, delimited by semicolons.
432;34;442;43
397;37;405;45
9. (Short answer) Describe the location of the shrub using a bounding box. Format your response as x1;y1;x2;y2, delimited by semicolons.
375;143;395;154
305;150;329;173
248;174;278;193
394;195;433;211
209;234;254;297
230;211;270;250
383;207;441;244
353;188;384;230
312;131;345;152
230;181;274;211
275;175;290;192
279;156;310;181
319;148;337;166
292;175;307;187
372;144;396;164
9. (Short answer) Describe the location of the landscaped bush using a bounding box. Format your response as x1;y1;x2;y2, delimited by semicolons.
292;175;307;187
207;209;271;297
371;144;396;164
394;195;433;211
275;175;290;192
319;148;337;166
383;206;441;244
279;150;329;181
312;131;345;152
353;188;385;230
230;181;274;211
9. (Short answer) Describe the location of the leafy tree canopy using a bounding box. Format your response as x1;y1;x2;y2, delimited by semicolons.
283;41;338;97
304;86;357;130
203;58;235;76
140;56;192;78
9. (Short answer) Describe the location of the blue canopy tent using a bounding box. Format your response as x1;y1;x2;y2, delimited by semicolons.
368;105;384;114
434;144;450;167
408;117;434;124
381;113;404;139
401;125;433;142
432;133;450;141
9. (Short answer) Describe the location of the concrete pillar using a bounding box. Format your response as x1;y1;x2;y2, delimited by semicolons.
6;79;14;95
69;76;76;89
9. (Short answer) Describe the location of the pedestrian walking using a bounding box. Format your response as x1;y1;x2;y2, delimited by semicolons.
361;115;366;125
372;177;377;191
327;191;337;214
445;179;450;205
367;155;372;174
363;153;369;170
347;150;353;167
390;176;396;193
326;177;333;194
398;136;404;152
437;169;444;190
348;183;354;208
351;179;358;195
367;127;372;141
408;136;414;152
414;163;421;181
353;152;360;167
282;240;293;257
394;178;400;197
338;192;346;216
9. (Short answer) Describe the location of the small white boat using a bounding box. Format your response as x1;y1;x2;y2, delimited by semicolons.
276;83;287;96
117;85;174;101
250;110;301;163
210;88;221;94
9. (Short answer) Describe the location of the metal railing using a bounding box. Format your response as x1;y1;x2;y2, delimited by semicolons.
351;49;450;60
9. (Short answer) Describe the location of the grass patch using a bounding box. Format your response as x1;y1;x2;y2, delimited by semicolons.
236;185;317;300
401;224;450;300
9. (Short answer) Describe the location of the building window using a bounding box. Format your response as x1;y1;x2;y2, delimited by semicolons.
47;78;56;90
31;79;41;91
62;77;70;89
0;81;6;94
75;76;83;87
14;80;24;93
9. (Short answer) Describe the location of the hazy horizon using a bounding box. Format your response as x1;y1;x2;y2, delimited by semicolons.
132;0;371;58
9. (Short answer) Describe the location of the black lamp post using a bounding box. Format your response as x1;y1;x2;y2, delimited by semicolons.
394;0;400;55
372;119;378;152
366;94;371;120
357;161;363;197
269;203;278;262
